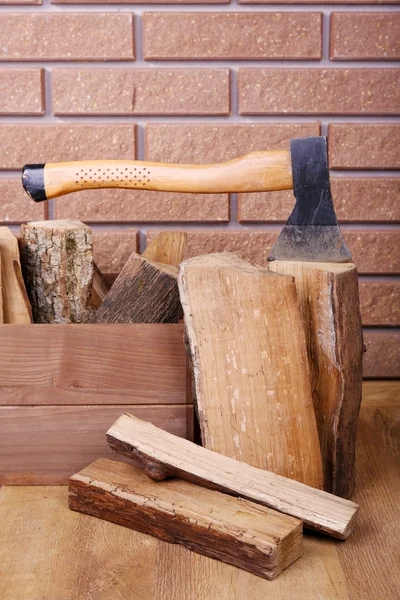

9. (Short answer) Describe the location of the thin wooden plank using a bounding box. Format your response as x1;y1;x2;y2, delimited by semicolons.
0;323;186;404
0;404;192;485
337;407;400;600
362;380;400;408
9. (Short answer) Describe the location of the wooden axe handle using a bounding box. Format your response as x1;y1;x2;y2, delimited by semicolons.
22;151;292;201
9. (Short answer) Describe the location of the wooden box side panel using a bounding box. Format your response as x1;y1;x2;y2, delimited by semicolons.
0;323;187;405
0;404;193;485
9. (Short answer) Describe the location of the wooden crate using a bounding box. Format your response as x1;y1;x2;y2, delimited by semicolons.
0;323;192;485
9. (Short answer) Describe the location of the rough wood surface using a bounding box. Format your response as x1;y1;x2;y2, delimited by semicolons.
269;260;363;498
89;262;110;310
143;231;188;268
0;324;187;405
20;220;93;323
69;458;303;581
0;227;31;324
0;381;396;600
107;413;358;540
179;253;323;489
0;253;2;323
94;253;183;324
0;404;192;485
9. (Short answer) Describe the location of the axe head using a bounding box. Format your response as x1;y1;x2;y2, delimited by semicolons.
269;136;351;263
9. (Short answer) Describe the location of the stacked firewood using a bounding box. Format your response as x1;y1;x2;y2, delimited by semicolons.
9;219;360;581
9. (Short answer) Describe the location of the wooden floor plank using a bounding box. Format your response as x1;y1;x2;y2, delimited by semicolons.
336;407;400;600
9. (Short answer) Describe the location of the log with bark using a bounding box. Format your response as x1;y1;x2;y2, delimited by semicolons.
107;413;359;540
269;260;363;498
178;253;323;489
94;253;182;324
69;457;303;581
20;220;93;324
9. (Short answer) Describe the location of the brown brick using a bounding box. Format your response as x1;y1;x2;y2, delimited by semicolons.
331;13;400;60
147;229;400;274
0;69;44;115
240;0;399;4
1;0;41;4
55;189;228;223
0;14;134;61
363;331;400;378
92;230;138;274
239;68;400;115
359;280;400;326
143;13;322;60
329;124;400;170
0;124;135;169
53;0;228;6
0;179;46;223
52;68;230;116
146;123;321;163
238;178;400;222
345;230;400;275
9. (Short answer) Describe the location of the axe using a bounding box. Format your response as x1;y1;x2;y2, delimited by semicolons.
21;136;363;497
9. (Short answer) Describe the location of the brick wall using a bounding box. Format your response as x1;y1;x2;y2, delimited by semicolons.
0;2;399;377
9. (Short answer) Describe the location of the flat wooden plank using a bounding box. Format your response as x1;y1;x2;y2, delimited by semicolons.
69;458;303;581
107;413;358;540
0;404;192;485
337;406;400;600
362;380;400;408
0;487;348;600
0;323;186;405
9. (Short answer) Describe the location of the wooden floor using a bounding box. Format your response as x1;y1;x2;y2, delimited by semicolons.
0;380;399;600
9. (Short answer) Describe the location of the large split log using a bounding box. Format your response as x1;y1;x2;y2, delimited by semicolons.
269;260;363;498
0;227;31;324
69;458;303;581
20;220;93;324
143;231;188;268
107;413;359;540
94;253;182;324
89;262;110;310
178;253;323;489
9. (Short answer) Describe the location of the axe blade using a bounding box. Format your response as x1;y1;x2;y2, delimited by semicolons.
269;137;352;263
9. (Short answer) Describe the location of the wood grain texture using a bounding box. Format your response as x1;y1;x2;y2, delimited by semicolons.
0;227;31;324
0;324;187;405
69;458;303;581
20;220;93;323
107;413;358;539
0;404;192;485
41;151;293;199
0;487;347;600
94;253;183;324
337;406;400;600
89;262;110;310
179;253;323;488
269;261;363;498
362;380;400;408
143;231;188;268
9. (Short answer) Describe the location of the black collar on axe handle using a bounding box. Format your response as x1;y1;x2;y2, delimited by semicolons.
269;137;352;264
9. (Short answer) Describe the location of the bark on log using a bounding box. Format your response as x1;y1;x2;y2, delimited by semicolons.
107;413;359;540
94;253;183;324
178;253;323;489
20;220;93;324
69;458;303;581
269;260;363;498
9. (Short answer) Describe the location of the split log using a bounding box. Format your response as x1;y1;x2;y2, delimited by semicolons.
89;262;110;310
269;260;363;498
94;253;182;324
178;253;323;489
69;458;303;580
0;227;31;324
107;413;359;540
143;231;188;268
20;220;93;324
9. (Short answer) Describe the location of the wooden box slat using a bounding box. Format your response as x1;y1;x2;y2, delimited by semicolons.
0;404;193;485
